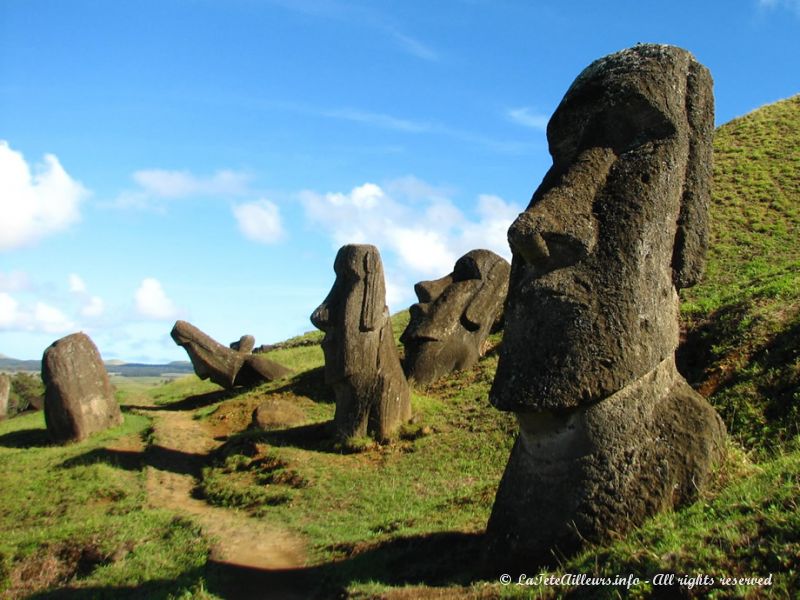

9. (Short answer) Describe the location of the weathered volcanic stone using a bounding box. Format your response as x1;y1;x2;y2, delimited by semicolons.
230;335;255;353
42;332;123;443
311;244;411;442
486;44;725;570
171;321;291;389
401;249;509;385
252;398;306;430
0;373;9;419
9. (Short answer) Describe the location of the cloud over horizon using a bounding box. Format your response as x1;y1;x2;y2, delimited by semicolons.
0;141;88;251
233;199;286;244
135;278;180;320
301;177;521;307
507;107;549;130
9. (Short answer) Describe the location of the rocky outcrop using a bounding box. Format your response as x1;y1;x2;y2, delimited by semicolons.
486;44;725;570
41;332;123;443
311;244;411;442
401;249;509;385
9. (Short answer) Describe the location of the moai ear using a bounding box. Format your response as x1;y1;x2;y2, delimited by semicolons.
463;258;509;330
672;58;714;290
360;249;387;331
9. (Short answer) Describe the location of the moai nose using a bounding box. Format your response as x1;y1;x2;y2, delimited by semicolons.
310;300;331;330
508;146;616;271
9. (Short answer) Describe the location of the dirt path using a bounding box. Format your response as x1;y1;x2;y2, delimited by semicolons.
132;395;309;592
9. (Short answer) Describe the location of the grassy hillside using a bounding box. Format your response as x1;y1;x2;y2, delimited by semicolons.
680;94;800;454
0;95;798;599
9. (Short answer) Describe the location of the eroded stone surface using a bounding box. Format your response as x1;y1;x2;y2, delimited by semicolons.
252;398;306;430
486;44;725;569
401;249;510;385
311;244;411;442
171;320;291;389
42;332;123;443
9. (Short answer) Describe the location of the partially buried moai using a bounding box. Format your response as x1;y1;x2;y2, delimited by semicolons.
486;44;726;570
42;332;123;443
311;244;411;442
400;249;510;385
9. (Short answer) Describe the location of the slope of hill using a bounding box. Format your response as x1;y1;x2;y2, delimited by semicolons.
0;95;798;599
680;94;800;454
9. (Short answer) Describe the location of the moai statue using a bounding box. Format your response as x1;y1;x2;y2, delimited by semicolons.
311;244;411;442
400;249;510;385
486;44;726;570
171;321;291;389
42;332;123;443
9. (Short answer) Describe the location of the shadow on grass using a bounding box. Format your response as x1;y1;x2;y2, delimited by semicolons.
126;388;236;412
0;427;52;448
257;421;335;452
59;444;208;477
271;367;334;404
25;532;485;599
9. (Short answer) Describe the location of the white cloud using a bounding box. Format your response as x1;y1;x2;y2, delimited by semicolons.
507;107;549;130
233;199;285;244
0;271;32;292
302;178;524;307
132;168;252;199
321;108;431;133
0;293;74;333
81;296;105;318
0;141;88;250
68;273;87;293
387;227;455;276
135;278;179;320
391;32;439;62
0;293;20;328
34;302;75;334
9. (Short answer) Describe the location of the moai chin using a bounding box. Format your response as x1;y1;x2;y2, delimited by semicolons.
311;244;411;442
401;249;510;385
486;44;726;571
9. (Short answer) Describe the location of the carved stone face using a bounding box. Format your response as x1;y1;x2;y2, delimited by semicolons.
400;249;509;385
311;244;387;384
491;45;713;412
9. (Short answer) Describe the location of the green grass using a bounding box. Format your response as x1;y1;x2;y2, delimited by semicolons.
0;410;213;598
679;94;800;456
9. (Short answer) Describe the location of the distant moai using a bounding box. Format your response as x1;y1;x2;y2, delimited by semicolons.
171;320;291;389
486;44;726;570
42;332;123;443
0;373;10;419
401;249;510;385
311;244;411;442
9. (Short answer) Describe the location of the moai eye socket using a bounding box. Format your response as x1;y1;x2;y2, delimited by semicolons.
549;89;677;165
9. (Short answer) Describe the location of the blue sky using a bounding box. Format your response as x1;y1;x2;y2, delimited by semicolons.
1;0;798;362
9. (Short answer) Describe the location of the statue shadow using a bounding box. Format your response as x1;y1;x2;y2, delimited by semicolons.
271;367;335;405
59;443;208;478
126;389;235;412
255;421;338;453
0;427;52;448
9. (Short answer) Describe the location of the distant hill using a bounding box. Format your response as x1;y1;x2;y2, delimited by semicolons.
0;356;194;377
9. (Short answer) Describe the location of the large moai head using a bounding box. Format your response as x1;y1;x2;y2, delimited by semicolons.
401;249;510;385
311;244;388;384
492;44;714;412
485;44;723;571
